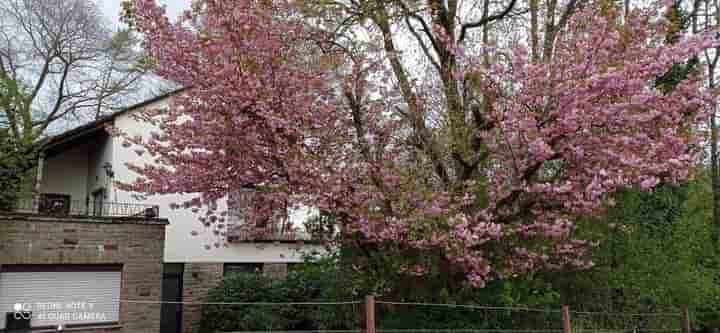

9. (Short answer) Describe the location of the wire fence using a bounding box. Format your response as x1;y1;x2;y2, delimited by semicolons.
114;298;692;333
569;310;682;333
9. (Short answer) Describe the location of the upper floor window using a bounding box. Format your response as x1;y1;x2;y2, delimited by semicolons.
223;263;263;276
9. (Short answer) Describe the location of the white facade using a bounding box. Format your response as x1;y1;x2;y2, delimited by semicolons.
41;143;91;203
38;95;322;265
87;132;114;199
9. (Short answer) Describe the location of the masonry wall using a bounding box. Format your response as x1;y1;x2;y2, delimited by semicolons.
0;214;167;333
180;263;223;333
263;263;289;280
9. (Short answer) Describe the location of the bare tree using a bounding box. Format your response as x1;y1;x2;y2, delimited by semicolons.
0;0;148;145
689;0;720;246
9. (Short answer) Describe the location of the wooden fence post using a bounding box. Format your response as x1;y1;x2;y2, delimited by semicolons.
366;295;376;333
682;307;691;333
562;305;572;333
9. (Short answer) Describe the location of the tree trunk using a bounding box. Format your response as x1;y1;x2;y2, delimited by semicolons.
705;0;720;249
542;0;558;63
710;65;720;248
530;0;540;62
624;0;630;21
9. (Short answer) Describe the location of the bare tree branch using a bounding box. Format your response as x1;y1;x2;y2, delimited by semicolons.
0;0;148;143
458;0;518;42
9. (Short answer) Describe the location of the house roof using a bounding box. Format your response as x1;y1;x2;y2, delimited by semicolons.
41;88;186;155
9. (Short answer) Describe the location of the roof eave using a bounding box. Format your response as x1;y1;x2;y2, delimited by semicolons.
40;87;187;152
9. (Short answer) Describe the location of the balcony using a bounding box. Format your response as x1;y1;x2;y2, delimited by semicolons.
226;222;316;243
8;195;160;219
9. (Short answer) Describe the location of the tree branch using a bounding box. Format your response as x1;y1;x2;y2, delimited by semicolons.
394;1;443;56
404;15;441;72
458;0;518;42
35;58;70;135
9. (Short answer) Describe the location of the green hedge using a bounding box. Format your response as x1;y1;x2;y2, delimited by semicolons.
200;265;362;332
198;266;553;332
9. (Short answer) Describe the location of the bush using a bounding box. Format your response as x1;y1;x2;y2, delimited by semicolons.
199;261;553;332
200;265;361;333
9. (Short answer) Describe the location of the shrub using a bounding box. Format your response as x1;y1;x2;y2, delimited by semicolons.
200;266;361;333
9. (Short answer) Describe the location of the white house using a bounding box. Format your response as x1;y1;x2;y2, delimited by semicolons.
29;89;324;333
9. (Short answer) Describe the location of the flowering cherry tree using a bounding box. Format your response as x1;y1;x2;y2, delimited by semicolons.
123;0;716;286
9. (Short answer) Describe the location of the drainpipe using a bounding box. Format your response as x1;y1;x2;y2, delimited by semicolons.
33;151;45;212
35;151;45;193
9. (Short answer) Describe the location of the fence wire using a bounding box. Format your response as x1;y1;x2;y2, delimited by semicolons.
146;300;364;333
116;299;688;333
221;331;363;333
120;299;362;306
375;301;562;332
374;301;682;333
569;310;681;333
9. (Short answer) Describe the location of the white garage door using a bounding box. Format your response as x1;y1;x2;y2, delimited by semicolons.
0;268;121;329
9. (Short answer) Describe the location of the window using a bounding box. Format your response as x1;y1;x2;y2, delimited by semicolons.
223;263;263;276
0;265;121;330
38;193;71;215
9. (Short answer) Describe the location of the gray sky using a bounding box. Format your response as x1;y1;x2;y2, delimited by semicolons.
89;0;191;114
99;0;191;29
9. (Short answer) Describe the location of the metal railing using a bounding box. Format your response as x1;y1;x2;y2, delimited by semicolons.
226;224;315;242
9;196;161;219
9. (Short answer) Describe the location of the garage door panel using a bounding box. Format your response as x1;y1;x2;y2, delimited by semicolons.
0;270;121;329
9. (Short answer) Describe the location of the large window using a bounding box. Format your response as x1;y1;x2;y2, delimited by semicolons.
223;263;263;276
0;265;121;330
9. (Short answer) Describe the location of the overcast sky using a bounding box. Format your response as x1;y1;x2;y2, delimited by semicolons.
99;0;192;29
85;0;192;114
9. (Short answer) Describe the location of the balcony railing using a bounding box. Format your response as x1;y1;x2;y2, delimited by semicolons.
9;196;161;219
226;223;314;242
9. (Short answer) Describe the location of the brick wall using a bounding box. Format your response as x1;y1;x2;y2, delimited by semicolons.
0;214;167;333
181;263;223;333
263;263;288;280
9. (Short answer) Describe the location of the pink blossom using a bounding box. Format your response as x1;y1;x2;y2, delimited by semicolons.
124;0;715;287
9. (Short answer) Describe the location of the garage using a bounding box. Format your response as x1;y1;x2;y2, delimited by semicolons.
0;265;121;330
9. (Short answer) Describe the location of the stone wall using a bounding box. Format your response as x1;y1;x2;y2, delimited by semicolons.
181;263;223;333
263;263;288;280
0;214;167;333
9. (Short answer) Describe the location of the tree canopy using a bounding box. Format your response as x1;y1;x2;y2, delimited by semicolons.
123;0;717;287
